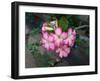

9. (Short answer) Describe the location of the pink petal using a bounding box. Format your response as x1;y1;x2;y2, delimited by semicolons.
56;48;60;53
59;50;67;58
68;28;73;35
65;47;70;54
43;23;47;27
53;34;58;40
59;51;64;58
70;35;75;40
41;38;47;44
43;32;49;39
50;33;55;37
56;45;70;58
55;27;62;36
61;32;67;39
63;46;70;57
63;39;69;45
44;43;49;50
69;35;75;41
73;29;76;35
42;23;48;31
48;35;54;42
55;39;62;47
42;26;46;31
50;43;55;50
63;51;68;57
53;34;62;46
68;40;74;47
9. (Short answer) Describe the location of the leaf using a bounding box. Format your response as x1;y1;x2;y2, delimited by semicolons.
32;52;56;67
45;15;51;22
29;42;56;67
30;27;40;36
67;15;80;27
58;16;68;31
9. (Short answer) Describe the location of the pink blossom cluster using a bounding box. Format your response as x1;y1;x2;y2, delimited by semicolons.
41;23;76;58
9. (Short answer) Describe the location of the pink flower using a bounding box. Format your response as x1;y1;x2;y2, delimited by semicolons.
56;45;70;58
64;28;76;47
69;28;76;34
42;23;47;32
67;28;76;40
41;32;55;51
54;27;67;47
41;22;76;58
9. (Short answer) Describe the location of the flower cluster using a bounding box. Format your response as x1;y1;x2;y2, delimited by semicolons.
41;23;76;58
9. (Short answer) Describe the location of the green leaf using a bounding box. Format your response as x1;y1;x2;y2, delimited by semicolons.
29;42;56;67
45;15;51;22
32;52;56;67
30;27;40;36
67;15;80;27
58;16;68;31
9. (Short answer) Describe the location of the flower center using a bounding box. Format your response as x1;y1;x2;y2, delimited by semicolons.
58;35;61;38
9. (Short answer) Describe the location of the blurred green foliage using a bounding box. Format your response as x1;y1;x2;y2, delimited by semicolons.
58;16;68;31
67;16;80;27
30;27;40;35
27;42;56;67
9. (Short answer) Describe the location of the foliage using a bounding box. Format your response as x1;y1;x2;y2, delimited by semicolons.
67;15;80;27
27;42;56;67
58;16;68;31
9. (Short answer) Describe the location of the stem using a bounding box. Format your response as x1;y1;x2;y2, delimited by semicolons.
75;25;88;30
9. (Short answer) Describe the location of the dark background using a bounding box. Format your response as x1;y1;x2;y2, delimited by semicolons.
25;12;89;68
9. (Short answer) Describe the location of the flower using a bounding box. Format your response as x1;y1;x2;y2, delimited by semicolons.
41;22;76;58
42;23;47;32
56;45;70;58
67;28;76;40
64;28;76;47
41;32;55;51
54;27;67;47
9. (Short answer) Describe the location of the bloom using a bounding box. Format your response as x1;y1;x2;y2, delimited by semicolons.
42;23;47;32
41;22;76;58
64;28;76;47
56;45;70;58
54;27;68;47
67;28;76;40
41;32;55;51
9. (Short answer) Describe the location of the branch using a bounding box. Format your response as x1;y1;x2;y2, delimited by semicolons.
75;25;88;30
